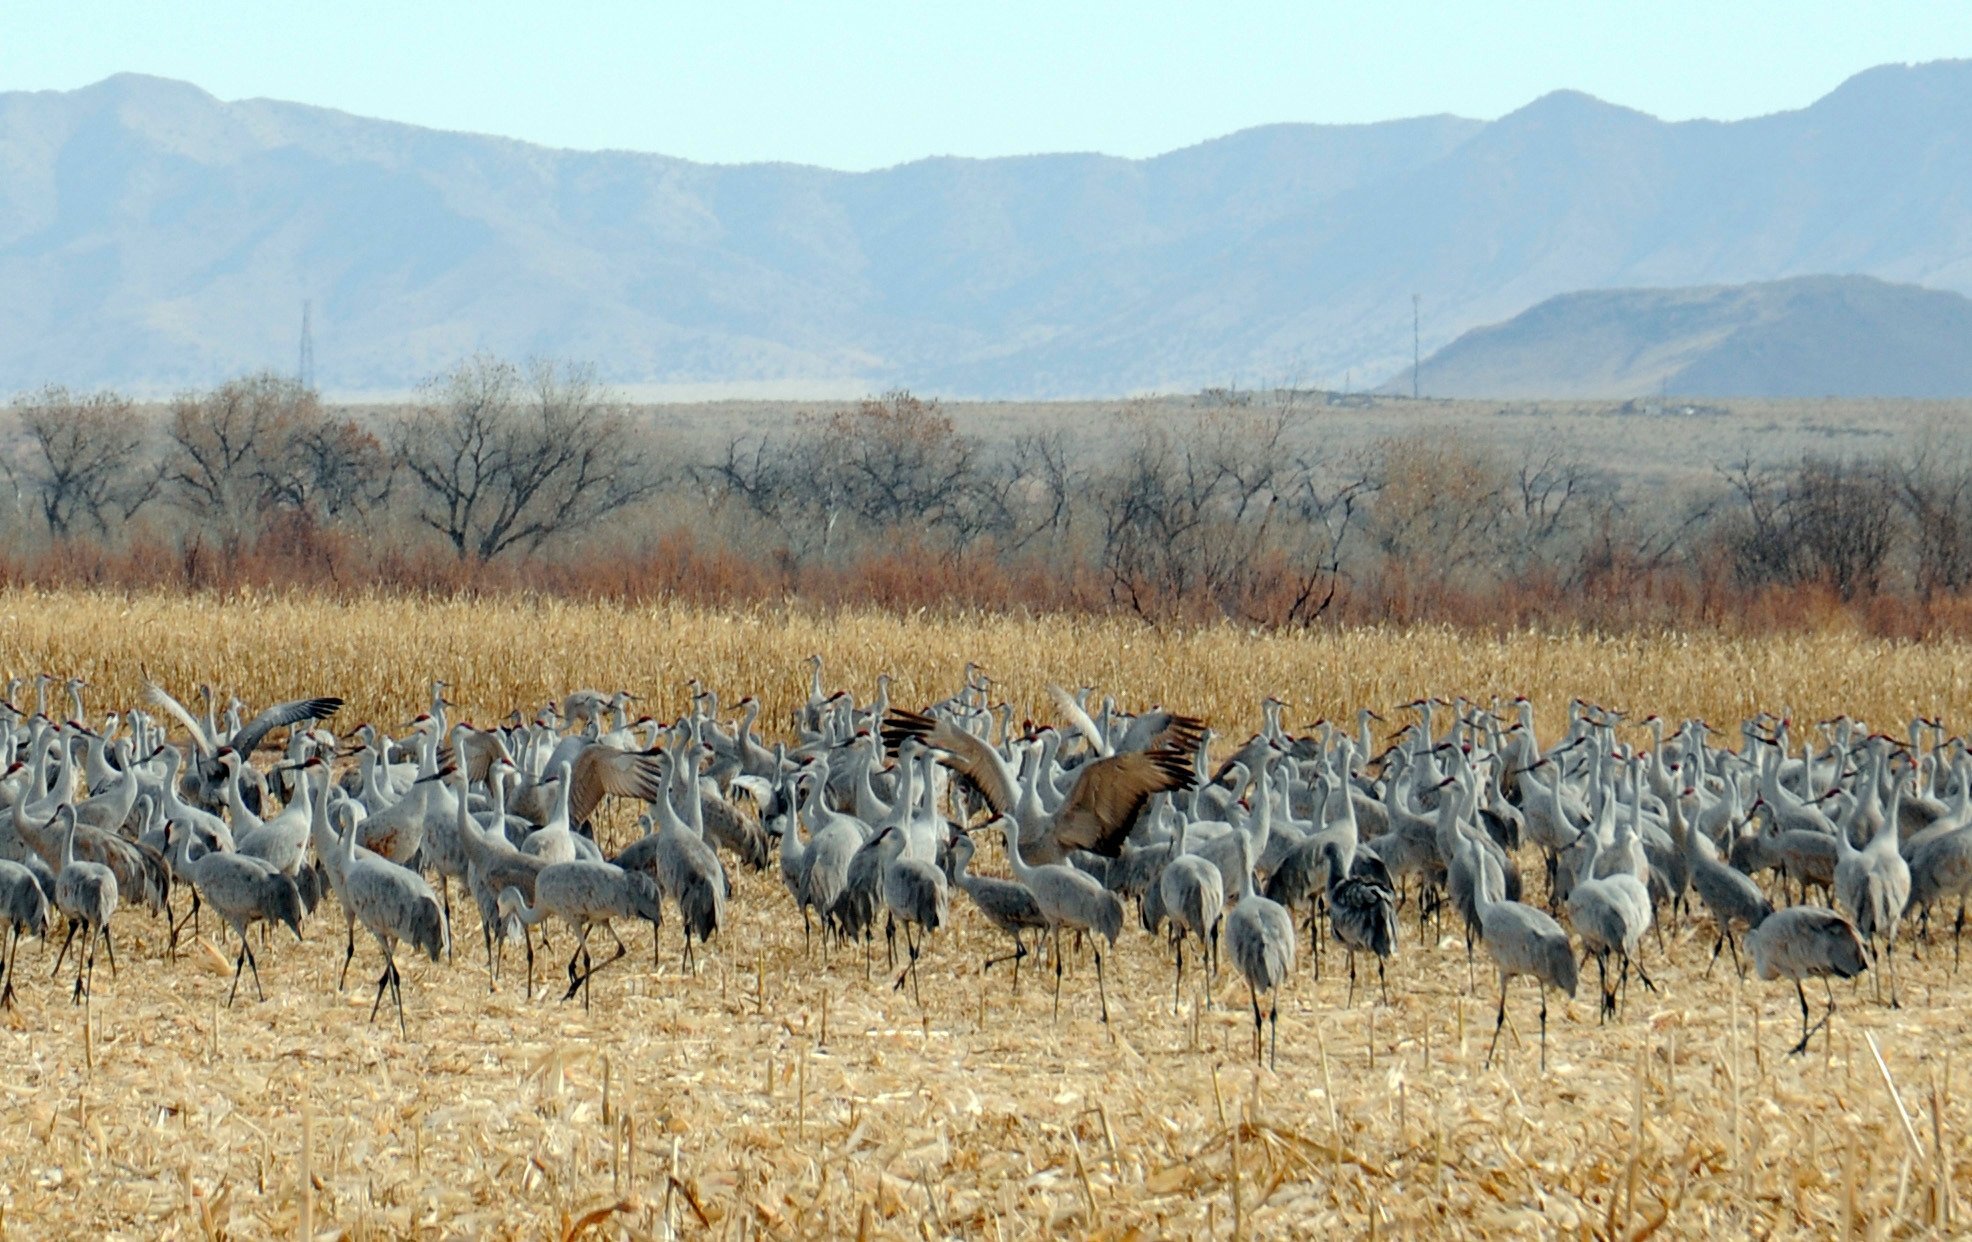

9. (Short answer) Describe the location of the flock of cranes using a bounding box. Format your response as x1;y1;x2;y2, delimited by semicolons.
0;666;1958;1070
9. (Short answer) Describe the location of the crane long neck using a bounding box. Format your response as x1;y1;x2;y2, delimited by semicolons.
1001;817;1032;880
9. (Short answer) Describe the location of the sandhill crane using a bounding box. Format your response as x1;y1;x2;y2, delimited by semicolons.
1676;788;1773;979
945;830;1048;991
51;807;118;1008
1159;809;1224;1012
1563;824;1655;1021
1225;855;1297;1068
1322;840;1397;1007
333;800;447;1034
496;860;663;1008
884;708;1194;865
164;823;305;1005
455;763;550;992
1834;761;1912;1004
1457;832;1577;1071
0;856;49;1008
868;821;949;1004
989;815;1124;1023
613;738;726;969
1747;905;1869;1055
1905;823;1972;965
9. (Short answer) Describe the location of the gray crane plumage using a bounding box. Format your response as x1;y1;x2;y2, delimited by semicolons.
1459;832;1577;1071
1323;840;1397;1007
1225;860;1298;1067
335;806;447;1034
0;856;50;1008
497;859;663;1007
166;823;305;1005
946;830;1048;987
1746;905;1869;1055
1158;811;1223;1012
992;815;1124;1023
51;807;118;1008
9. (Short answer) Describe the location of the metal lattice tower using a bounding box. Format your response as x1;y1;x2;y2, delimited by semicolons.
297;299;315;391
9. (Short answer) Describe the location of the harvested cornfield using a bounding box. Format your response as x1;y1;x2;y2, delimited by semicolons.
0;589;1967;1238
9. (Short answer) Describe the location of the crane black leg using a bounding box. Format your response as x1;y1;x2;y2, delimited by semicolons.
339;924;356;991
1785;979;1811;1054
52;921;79;977
1051;928;1064;1024
1095;947;1110;1024
370;961;392;1023
391;959;407;1037
1378;957;1390;1007
1269;994;1280;1071
1249;982;1263;1064
1346;951;1358;1008
1538;987;1550;1073
1171;936;1183;1015
103;928;116;978
1485;980;1508;1069
229;942;249;1007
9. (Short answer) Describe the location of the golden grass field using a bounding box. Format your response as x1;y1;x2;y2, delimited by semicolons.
0;589;1968;1238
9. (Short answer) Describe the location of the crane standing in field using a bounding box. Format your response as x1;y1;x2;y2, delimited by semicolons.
1458;831;1577;1071
0;856;49;1008
164;822;306;1005
1747;904;1869;1056
497;860;664;1008
51;807;118;1009
990;815;1124;1024
1225;848;1298;1067
333;798;447;1034
945;829;1049;991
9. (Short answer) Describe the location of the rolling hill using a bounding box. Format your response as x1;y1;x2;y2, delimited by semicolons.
1388;275;1972;398
2;61;1971;395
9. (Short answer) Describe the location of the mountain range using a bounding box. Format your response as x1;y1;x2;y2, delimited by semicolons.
2;62;1970;396
1391;275;1972;399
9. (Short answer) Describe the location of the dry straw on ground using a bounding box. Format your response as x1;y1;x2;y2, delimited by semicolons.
0;588;1966;1238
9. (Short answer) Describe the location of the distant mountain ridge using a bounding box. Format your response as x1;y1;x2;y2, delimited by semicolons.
1388;275;1972;398
2;62;1971;395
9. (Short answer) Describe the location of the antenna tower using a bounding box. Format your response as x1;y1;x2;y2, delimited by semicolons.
297;299;315;391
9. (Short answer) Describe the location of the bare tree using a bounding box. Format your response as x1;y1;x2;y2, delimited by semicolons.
164;372;319;547
1367;432;1507;582
1092;390;1365;622
1898;430;1972;599
6;386;162;538
1722;455;1901;599
691;390;1014;561
396;356;661;560
264;415;394;524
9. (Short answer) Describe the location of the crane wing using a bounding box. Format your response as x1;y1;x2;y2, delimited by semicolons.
143;674;214;755
1047;684;1112;757
569;743;666;826
881;708;1017;814
438;727;513;784
1116;708;1208;756
230;696;344;758
1046;746;1195;858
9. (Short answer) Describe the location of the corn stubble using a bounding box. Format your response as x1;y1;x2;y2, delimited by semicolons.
0;587;1965;1237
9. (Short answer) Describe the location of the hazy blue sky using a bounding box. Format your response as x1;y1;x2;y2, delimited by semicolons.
4;1;1968;168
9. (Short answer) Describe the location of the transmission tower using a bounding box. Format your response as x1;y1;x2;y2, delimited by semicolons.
1411;293;1427;402
297;299;315;391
